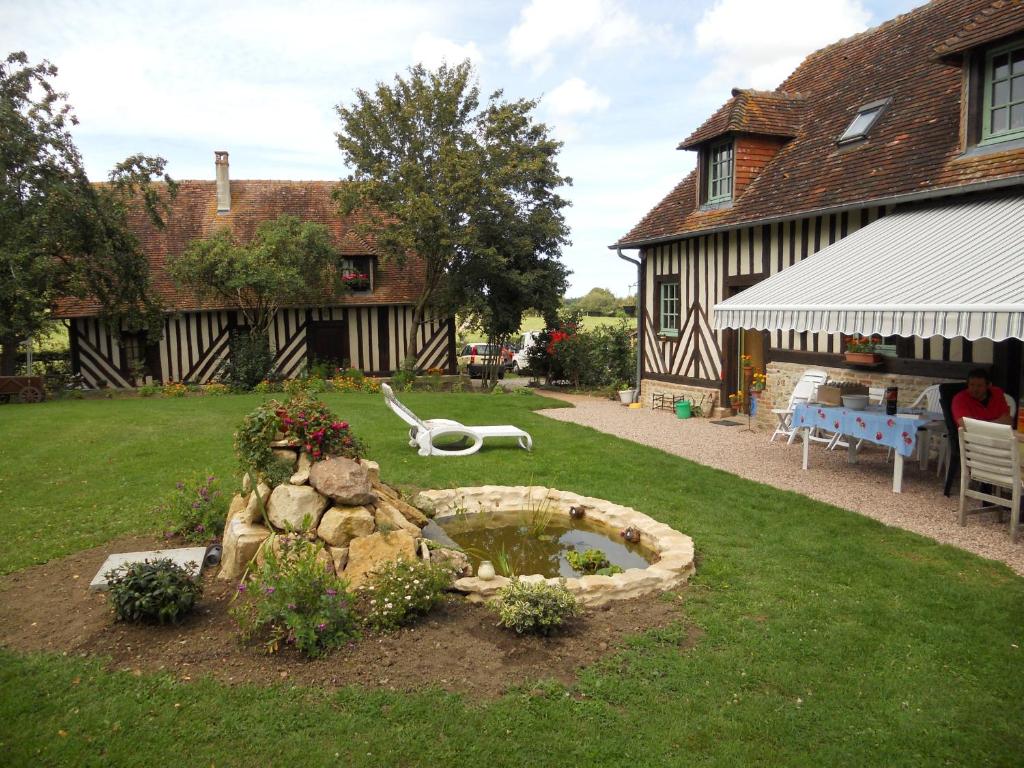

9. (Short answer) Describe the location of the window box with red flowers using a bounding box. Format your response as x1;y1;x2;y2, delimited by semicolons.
342;272;371;292
843;335;883;366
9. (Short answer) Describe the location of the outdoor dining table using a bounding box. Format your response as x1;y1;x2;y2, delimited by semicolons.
793;403;944;493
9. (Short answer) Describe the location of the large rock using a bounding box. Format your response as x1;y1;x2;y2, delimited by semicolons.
362;459;381;485
308;457;377;506
218;518;272;581
227;493;246;523
374;499;421;536
317;505;375;547
266;484;329;531
272;448;298;470
429;546;472;578
290;452;312;485
240;482;272;525
344;530;418;589
375;485;429;527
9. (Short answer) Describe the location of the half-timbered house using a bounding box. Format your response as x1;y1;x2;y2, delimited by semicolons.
613;0;1024;421
56;152;454;387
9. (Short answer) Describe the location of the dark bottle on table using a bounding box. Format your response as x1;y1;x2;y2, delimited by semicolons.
885;385;898;415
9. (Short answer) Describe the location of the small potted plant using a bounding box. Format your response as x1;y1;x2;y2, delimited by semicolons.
844;335;882;365
728;391;745;414
616;381;636;404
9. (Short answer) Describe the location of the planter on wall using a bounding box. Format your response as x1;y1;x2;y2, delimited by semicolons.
844;351;882;366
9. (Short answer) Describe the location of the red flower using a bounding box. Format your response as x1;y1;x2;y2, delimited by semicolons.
833;420;840;429
875;431;883;440
887;418;895;427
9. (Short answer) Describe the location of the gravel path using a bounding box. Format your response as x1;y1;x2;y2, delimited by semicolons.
536;393;1024;576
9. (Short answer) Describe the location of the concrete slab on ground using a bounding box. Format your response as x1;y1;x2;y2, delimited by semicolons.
89;547;207;591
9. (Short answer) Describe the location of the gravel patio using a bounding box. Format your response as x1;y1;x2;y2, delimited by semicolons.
537;393;1024;576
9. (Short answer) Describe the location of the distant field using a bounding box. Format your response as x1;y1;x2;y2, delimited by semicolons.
465;314;633;342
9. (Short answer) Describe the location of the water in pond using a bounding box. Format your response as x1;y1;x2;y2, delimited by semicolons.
422;509;653;578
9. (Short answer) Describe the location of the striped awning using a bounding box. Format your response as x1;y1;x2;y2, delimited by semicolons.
713;195;1024;342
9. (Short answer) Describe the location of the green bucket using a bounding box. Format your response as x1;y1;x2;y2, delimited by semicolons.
675;399;691;419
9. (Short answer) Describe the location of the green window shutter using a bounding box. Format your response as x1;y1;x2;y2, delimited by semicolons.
981;39;1024;145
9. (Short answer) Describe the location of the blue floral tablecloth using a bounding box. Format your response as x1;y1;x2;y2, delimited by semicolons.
792;404;933;457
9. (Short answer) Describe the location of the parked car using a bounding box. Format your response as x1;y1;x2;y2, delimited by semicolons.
457;343;507;379
511;331;542;374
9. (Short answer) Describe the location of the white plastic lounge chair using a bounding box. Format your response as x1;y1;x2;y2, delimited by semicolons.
381;382;533;457
769;368;828;444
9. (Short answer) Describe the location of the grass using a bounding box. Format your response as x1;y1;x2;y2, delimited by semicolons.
1;391;1023;766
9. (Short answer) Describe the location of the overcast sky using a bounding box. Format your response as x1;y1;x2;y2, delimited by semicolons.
2;0;924;296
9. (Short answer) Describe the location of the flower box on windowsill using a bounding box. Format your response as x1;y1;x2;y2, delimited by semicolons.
343;279;371;293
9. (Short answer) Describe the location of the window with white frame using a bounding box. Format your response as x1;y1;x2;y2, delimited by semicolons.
659;282;680;336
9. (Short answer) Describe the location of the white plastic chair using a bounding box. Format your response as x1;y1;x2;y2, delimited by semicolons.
957;417;1021;541
381;382;533;457
769;368;828;444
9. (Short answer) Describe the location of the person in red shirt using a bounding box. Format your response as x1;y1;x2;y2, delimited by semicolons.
951;369;1011;427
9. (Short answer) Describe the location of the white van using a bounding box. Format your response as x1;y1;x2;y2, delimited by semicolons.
511;331;542;373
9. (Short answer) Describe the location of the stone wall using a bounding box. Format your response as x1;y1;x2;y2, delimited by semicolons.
753;360;954;430
639;379;720;414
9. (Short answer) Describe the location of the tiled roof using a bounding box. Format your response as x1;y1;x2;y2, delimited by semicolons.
934;0;1024;57
677;89;808;149
616;0;1024;248
55;180;425;317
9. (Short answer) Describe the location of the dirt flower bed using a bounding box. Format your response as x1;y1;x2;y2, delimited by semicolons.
0;535;694;699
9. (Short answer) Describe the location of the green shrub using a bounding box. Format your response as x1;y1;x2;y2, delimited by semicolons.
106;558;202;625
221;330;275;391
565;548;623;576
159;474;229;543
390;356;417;391
492;578;580;636
284;376;327;397
137;384;159;397
359;559;454;633
231;538;359;658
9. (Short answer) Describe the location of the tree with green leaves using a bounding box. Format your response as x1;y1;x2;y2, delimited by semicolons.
0;51;177;374
335;60;571;363
167;214;343;337
575;287;620;316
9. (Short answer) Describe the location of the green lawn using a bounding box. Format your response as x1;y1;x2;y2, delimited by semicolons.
1;392;1022;767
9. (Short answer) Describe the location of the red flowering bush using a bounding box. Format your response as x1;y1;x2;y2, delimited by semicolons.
276;396;364;462
235;395;365;482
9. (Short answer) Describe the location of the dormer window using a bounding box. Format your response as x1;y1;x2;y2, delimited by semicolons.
341;257;373;292
838;99;889;144
706;140;733;204
981;38;1024;145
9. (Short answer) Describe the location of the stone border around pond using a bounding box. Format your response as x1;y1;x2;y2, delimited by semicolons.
412;486;695;607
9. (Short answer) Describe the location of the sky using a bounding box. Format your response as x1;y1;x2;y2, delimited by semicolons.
2;0;926;297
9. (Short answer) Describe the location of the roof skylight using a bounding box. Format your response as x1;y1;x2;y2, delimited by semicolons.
838;99;889;143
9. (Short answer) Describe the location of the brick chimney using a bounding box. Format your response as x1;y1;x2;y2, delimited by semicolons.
215;151;230;213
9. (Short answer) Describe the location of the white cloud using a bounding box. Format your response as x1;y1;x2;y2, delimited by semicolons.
694;0;871;94
545;77;610;117
506;0;659;74
411;34;483;70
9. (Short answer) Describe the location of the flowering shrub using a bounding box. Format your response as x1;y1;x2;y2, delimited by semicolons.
253;379;282;393
203;382;230;396
284;376;327;397
106;558;202;625
358;559;454;633
232;538;358;657
162;380;188;397
160;474;229;543
491;578;580;636
235;395;364;479
528;311;634;388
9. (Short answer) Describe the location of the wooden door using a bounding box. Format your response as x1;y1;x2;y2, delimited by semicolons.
306;320;350;370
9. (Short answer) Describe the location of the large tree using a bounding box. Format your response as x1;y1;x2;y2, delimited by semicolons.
335;60;570;362
0;51;176;374
167;214;343;337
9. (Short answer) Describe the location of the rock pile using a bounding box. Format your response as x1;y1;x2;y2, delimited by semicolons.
219;444;469;587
